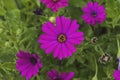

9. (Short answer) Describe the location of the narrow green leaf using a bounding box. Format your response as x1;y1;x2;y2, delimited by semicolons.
117;39;120;58
36;0;40;7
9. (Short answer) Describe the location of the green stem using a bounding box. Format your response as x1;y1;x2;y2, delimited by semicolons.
117;39;120;58
94;56;98;77
91;0;94;2
92;56;98;80
98;45;104;55
59;60;62;71
90;25;95;35
34;76;37;80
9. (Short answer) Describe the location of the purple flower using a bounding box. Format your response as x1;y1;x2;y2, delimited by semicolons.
33;8;43;15
118;58;120;70
38;16;84;60
47;69;74;80
113;70;120;80
41;0;68;12
16;50;42;80
82;2;106;25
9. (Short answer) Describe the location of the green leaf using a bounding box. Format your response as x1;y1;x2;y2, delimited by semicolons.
117;39;120;58
66;56;75;66
69;0;86;8
0;7;6;16
1;62;15;71
36;0;40;7
92;56;98;80
3;0;17;10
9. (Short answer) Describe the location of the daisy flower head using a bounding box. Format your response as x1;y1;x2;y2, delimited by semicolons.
16;50;42;80
41;0;68;12
38;16;84;60
47;69;74;80
82;2;106;25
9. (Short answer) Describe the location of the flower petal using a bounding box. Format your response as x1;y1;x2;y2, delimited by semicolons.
45;42;59;54
42;21;57;35
61;44;69;58
40;41;57;50
82;7;90;13
16;63;30;72
21;65;32;77
63;18;71;33
53;43;61;58
68;32;84;38
16;50;30;58
65;42;76;53
67;20;79;34
64;72;75;80
68;39;82;45
56;16;62;33
47;69;58;78
39;34;56;41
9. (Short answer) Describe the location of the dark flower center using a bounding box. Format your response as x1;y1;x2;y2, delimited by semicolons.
91;11;97;17
30;57;37;65
53;0;59;3
58;34;67;43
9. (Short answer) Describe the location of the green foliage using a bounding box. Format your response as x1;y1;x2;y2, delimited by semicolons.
0;0;120;80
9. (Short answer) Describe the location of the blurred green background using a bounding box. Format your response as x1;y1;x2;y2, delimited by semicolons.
0;0;120;80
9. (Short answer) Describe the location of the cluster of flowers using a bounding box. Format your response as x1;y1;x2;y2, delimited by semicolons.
16;50;74;80
16;0;120;80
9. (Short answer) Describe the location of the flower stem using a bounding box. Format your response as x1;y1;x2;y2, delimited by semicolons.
34;76;37;80
99;46;104;55
91;0;94;2
92;56;98;80
91;25;95;35
59;60;62;71
117;39;120;58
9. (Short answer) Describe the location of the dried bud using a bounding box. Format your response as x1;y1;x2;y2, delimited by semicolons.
91;37;98;44
99;53;112;64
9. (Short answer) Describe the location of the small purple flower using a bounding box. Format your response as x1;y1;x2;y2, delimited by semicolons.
118;58;120;70
82;2;106;25
47;69;74;80
33;8;43;15
41;0;68;12
38;16;84;60
16;50;42;80
113;70;120;80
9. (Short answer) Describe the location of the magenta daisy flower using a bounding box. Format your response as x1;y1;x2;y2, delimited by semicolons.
16;50;42;80
47;69;74;80
113;58;120;80
82;2;106;25
41;0;68;12
113;70;120;80
38;16;84;60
